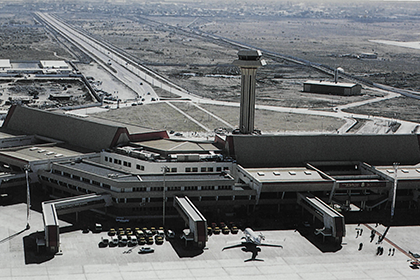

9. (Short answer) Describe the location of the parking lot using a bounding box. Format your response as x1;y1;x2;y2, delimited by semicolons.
1;203;420;279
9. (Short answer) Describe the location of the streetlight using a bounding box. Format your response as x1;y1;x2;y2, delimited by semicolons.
390;162;399;223
161;166;168;227
24;164;31;230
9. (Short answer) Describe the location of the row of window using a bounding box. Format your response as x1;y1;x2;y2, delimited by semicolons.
185;166;229;173
111;195;255;204
39;175;95;195
104;156;230;174
104;156;143;170
47;170;234;193
41;176;254;205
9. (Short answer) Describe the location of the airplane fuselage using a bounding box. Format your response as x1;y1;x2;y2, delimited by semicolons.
243;228;264;245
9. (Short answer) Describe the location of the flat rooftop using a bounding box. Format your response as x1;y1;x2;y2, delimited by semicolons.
134;138;221;153
39;60;69;69
0;145;88;162
0;131;28;139
375;164;420;180
245;167;330;183
1;203;420;280
304;80;360;88
0;59;11;68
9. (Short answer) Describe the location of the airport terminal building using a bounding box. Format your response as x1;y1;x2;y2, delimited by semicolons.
1;105;420;251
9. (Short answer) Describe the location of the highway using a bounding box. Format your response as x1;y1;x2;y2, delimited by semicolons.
35;12;201;104
35;12;420;135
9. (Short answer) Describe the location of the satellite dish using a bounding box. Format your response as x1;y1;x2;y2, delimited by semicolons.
336;67;344;73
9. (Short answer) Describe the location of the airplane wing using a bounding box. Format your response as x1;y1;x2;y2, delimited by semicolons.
222;243;245;251
260;243;283;248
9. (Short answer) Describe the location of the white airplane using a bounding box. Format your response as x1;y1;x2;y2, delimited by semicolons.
222;228;283;261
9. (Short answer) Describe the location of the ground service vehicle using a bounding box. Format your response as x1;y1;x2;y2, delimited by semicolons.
138;247;154;254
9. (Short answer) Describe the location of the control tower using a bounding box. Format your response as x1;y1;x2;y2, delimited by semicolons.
233;50;266;134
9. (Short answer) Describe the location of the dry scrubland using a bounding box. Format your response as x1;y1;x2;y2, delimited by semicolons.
0;13;71;60
94;102;345;133
344;96;420;124
70;12;420;129
0;8;419;132
68;13;395;105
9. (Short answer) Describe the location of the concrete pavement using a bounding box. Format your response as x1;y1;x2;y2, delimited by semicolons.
1;203;420;279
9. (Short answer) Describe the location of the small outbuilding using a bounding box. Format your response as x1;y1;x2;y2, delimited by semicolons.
0;59;11;72
39;60;69;69
303;80;362;96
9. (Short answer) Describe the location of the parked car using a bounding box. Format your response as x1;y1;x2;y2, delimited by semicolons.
110;236;119;247
150;227;157;235
94;223;103;233
108;228;116;236
138;237;146;245
128;235;138;246
155;236;164;245
136;229;145;238
98;237;109;248
222;226;230;234
119;235;128;247
231;226;239;234
138;247;154;254
166;229;175;239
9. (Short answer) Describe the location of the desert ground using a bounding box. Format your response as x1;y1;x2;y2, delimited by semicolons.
0;1;419;134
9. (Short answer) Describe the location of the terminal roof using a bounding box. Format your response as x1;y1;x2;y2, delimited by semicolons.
133;138;221;154
245;167;330;183
0;145;87;162
375;163;420;180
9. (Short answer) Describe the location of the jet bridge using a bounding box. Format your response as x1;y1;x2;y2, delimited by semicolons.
174;196;207;248
42;193;112;253
297;193;345;242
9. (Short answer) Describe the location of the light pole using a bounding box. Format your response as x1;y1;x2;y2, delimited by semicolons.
390;162;399;223
24;164;31;230
161;166;168;227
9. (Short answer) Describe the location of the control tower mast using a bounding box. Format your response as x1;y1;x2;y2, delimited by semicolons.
233;50;266;134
